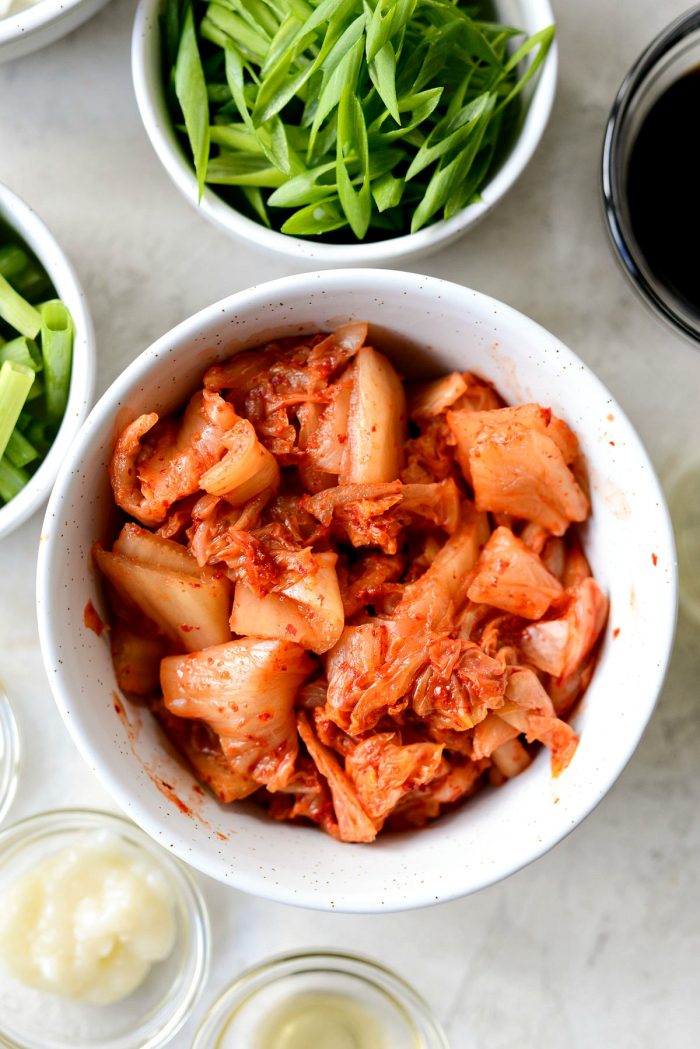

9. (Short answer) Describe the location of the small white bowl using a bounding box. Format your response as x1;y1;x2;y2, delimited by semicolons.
36;270;677;912
0;0;111;64
0;183;95;540
132;0;557;266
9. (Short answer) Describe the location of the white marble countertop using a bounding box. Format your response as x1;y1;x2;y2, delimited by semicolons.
1;1;699;1046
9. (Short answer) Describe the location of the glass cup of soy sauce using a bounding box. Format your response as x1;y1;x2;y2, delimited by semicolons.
602;6;700;344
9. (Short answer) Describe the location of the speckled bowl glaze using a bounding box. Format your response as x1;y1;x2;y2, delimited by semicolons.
132;0;557;266
36;270;677;912
0;0;111;64
0;182;95;540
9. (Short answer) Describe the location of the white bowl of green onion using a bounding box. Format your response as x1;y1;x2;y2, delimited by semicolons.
0;183;95;540
132;0;557;265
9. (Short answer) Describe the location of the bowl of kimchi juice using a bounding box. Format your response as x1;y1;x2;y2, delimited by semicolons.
36;269;677;912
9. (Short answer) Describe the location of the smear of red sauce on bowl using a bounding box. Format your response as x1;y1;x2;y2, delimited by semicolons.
112;690;141;742
112;690;205;822
84;600;108;636
154;777;193;817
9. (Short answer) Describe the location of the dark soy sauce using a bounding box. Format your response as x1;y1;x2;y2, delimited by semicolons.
626;66;700;311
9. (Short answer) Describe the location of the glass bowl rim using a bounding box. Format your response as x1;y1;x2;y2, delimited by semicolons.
192;948;450;1049
600;4;700;344
0;807;211;1049
0;686;20;828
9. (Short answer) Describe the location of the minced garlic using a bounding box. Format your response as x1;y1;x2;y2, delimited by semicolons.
0;829;176;1005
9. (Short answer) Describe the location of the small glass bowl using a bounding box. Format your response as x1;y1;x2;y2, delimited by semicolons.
0;686;20;826
0;809;210;1049
193;950;450;1049
601;5;700;343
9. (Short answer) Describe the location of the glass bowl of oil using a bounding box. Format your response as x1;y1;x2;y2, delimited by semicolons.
602;6;700;343
193;950;450;1049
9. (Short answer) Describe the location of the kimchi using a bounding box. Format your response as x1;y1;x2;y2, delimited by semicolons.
96;324;607;843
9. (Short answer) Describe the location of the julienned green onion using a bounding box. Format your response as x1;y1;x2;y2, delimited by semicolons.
162;0;555;240
0;228;74;508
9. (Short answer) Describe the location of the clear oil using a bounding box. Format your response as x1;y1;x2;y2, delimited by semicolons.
253;991;390;1049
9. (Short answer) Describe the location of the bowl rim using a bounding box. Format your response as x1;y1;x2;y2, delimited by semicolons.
0;0;92;44
36;269;678;912
131;0;558;264
0;182;96;539
192;949;450;1049
0;807;211;1049
0;685;20;829
600;5;700;345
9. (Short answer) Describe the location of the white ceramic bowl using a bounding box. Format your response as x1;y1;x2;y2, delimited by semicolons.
132;0;557;266
37;270;676;912
0;183;95;540
0;0;111;64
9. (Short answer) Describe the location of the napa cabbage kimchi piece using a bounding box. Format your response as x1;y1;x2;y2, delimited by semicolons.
98;325;608;842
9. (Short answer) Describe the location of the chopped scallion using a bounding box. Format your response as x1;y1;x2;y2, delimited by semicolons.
0;360;34;462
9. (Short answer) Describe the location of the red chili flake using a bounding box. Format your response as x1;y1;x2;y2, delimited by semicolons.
181;624;195;632
215;831;228;841
652;553;658;566
613;628;621;639
258;711;273;722
285;624;298;636
609;440;616;446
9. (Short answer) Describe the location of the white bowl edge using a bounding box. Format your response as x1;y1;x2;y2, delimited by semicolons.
131;0;558;266
0;0;111;63
0;182;96;540
36;269;678;912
